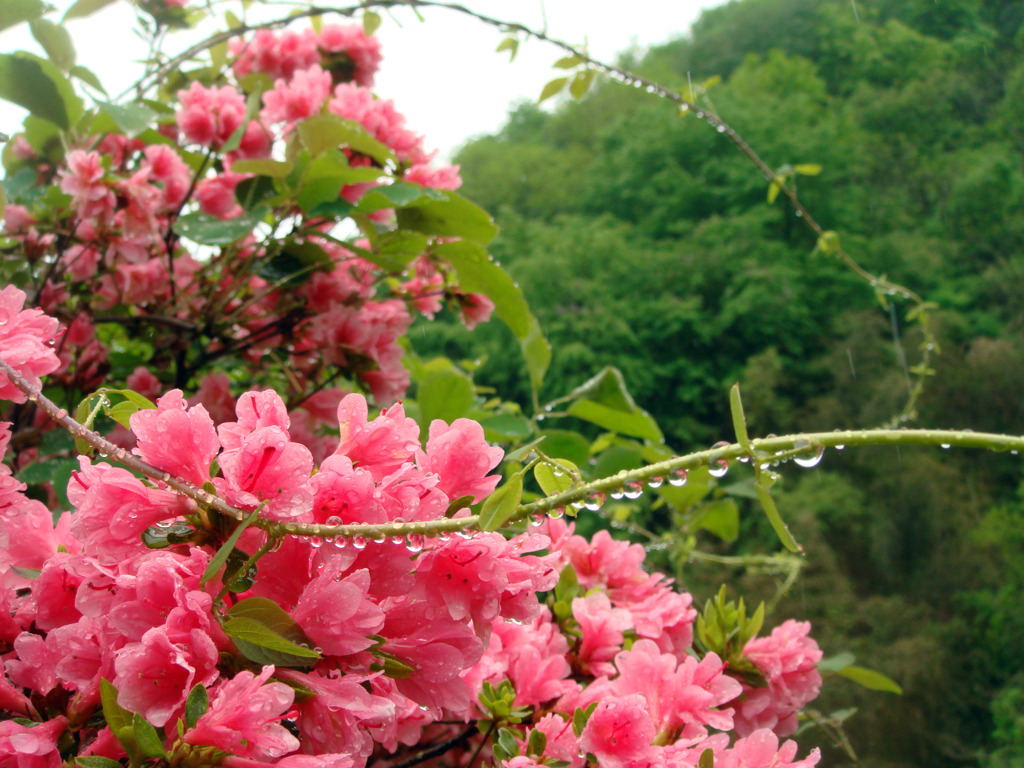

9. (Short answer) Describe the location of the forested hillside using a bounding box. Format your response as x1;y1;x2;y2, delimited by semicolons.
415;0;1024;764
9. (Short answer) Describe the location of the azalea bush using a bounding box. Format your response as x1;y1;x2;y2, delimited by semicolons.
0;1;1016;767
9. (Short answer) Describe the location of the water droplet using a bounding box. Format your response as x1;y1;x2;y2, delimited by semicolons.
708;460;729;478
716;124;726;133
583;492;605;512
648;476;664;489
352;535;368;550
835;444;845;451
438;531;452;542
623;481;644;500
610;487;626;500
333;537;347;550
1012;450;1019;456
456;529;472;539
548;507;564;520
390;517;406;545
405;534;424;553
940;443;950;450
310;536;323;549
325;515;342;527
668;468;688;487
794;445;825;468
795;210;804;217
529;514;545;527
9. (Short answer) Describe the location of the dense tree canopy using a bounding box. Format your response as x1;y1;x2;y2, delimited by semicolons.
412;1;1024;764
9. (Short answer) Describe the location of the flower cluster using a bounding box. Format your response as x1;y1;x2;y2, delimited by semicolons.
2;22;490;417
0;293;823;767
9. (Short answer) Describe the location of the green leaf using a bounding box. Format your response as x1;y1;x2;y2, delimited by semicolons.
690;498;739;542
69;65;106;94
184;683;209;729
729;383;751;449
837;665;902;694
795;163;822;175
767;178;782;204
96;101;155;137
296;114;395;165
200;507;261;586
479;474;523;532
0;52;84;130
76;758;125;768
257;240;334;285
363;9;381;36
431;239;549;389
495;37;518;61
172;209;264;246
396;191;498;244
225;596;314;647
29;19;75;70
539;76;569;104
106;400;140;429
18;456;77;485
99;678;132;734
230;158;293;178
566;399;663;442
222;616;321;666
417;370;474;427
569;69;596;100
534;459;578;497
699;747;715;768
295;150;379;215
479;414;532;440
566;367;638;412
0;0;46;32
354;182;441;213
536;430;590;466
553;55;584;69
62;0;117;21
133;713;167;759
755;479;802;553
818;652;856;672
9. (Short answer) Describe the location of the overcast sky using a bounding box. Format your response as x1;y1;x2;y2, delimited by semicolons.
0;0;722;159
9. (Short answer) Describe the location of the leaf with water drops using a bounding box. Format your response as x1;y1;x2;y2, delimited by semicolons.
479;473;523;532
534;459;578;497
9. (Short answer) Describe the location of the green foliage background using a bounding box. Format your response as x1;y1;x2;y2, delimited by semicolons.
414;0;1024;764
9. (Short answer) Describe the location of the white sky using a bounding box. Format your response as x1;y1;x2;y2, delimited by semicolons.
0;0;722;160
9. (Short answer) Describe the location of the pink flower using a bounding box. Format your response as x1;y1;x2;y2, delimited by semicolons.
609;639;742;741
59;150;113;217
317;24;382;86
717;729;821;768
334;394;420;482
184;667;299;759
458;292;495;330
67;459;195;560
573;592;633;677
177;82;248;147
113;625;220;727
275;669;394;757
0;717;67;768
416;418;504;504
190;372;236;425
195;173;244;220
0;287;61;403
131;390;220;487
579;694;657;768
734;621;822;737
328;83;427;163
126;367;163;401
292;566;384;656
261;65;333;124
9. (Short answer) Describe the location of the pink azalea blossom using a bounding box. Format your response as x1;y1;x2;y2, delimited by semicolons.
184;666;299;759
131;389;220;487
579;694;657;768
734;621;823;737
416;418;504;504
717;729;821;768
0;717;67;768
0;287;62;403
